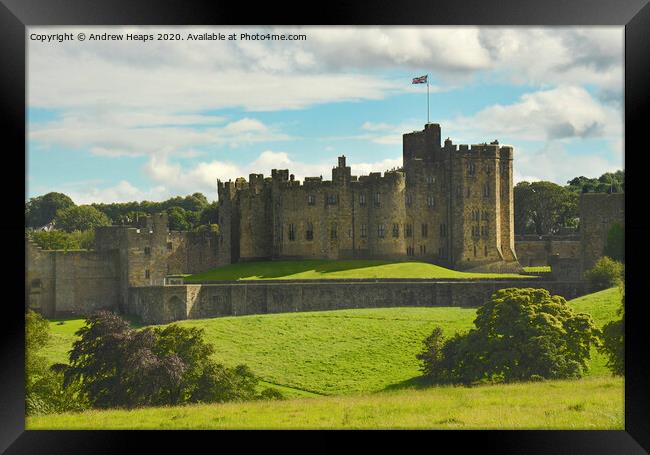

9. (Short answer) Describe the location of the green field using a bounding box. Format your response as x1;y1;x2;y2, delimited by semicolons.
41;287;623;398
27;375;622;429
184;259;532;282
522;266;552;273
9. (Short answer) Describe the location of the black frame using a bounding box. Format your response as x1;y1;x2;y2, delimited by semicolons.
2;0;649;452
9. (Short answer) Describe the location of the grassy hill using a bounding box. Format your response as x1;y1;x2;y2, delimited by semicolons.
184;259;532;282
27;376;623;429
42;287;623;397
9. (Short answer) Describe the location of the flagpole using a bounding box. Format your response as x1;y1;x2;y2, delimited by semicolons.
427;74;429;124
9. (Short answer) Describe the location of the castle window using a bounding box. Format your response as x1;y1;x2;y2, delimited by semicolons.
144;246;151;256
406;224;413;238
377;224;385;238
361;224;367;238
440;223;447;237
468;161;476;176
407;246;414;256
467;187;471;198
392;223;399;238
481;226;489;237
483;184;490;198
145;269;150;279
327;194;338;205
288;223;296;241
474;245;477;257
482;211;489;222
485;245;488;257
167;242;173;251
306;222;314;241
406;193;412;207
374;192;381;207
427;195;435;208
421;223;428;238
331;223;338;240
308;194;316;205
348;229;353;239
31;279;42;289
426;175;435;184
359;193;366;206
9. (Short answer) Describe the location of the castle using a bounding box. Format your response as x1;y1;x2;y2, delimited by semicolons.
26;123;621;323
217;123;520;272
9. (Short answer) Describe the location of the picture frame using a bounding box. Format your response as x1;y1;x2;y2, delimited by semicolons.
3;0;648;451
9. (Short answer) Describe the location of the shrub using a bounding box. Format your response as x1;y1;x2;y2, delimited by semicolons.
62;311;270;409
599;285;624;375
417;288;600;385
585;257;624;291
25;311;89;415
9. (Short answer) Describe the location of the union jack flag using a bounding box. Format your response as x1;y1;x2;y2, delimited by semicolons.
412;75;428;84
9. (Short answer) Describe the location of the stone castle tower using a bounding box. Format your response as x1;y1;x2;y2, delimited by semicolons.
217;123;521;272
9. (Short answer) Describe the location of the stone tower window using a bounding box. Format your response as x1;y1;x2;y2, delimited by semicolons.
359;193;366;206
288;223;296;241
485;245;489;257
440;223;447;237
467;187;471;198
427;195;435;208
374;192;381;207
406;224;413;238
308;195;316;205
468;161;476;176
421;223;428;238
331;223;338;240
361;224;367;238
406;194;412;207
31;279;42;289
474;245;477;257
327;194;338;205
145;269;150;279
392;223;399;238
144;246;151;256
426;175;435;184
482;211;489;222
306;222;314;241
377;224;386;238
483;184;490;198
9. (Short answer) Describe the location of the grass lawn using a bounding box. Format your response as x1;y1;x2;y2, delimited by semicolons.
42;287;623;396
522;266;552;273
27;376;623;430
184;259;532;282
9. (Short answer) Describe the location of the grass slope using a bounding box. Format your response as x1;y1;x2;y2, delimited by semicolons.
27;376;623;430
42;287;623;396
185;259;531;282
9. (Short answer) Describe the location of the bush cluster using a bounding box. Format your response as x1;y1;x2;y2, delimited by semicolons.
58;311;282;409
417;288;600;385
585;257;624;291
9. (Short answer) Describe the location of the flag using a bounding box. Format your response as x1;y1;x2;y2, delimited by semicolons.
412;75;427;84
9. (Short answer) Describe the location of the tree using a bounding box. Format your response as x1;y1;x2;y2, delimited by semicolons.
599;285;624;376
28;229;94;250
166;206;191;231
584;257;624;291
26;311;88;415
54;205;111;232
25;192;75;228
514;181;577;235
417;288;600;384
62;311;280;409
603;223;624;263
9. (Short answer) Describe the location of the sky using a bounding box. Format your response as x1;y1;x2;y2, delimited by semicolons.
27;26;624;204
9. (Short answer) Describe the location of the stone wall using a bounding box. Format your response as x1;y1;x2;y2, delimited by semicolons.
515;236;581;267
580;193;624;272
26;240;120;317
128;279;588;324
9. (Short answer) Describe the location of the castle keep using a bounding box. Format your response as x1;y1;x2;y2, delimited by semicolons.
218;123;520;272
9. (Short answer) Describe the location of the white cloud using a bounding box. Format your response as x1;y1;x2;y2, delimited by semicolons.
445;85;621;142
513;141;623;185
29;115;290;157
